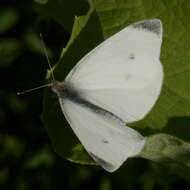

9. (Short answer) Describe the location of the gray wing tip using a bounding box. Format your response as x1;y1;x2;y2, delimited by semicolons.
132;19;162;36
88;152;117;172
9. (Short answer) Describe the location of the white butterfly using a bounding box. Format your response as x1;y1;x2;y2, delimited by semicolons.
50;19;164;172
38;19;164;172
49;19;164;172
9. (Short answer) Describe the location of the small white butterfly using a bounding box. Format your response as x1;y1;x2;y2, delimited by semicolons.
19;19;163;172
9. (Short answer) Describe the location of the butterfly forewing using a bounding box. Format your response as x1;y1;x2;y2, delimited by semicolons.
65;19;163;123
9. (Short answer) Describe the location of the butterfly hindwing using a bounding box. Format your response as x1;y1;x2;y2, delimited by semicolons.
58;86;145;172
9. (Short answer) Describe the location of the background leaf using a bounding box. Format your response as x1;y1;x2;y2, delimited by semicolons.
0;8;19;34
141;134;190;181
0;38;21;67
34;0;89;32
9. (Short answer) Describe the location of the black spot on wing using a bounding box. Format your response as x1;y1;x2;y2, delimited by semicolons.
129;53;135;60
102;139;109;144
133;19;162;35
89;152;115;171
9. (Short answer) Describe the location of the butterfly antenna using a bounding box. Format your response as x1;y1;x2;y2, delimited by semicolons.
17;83;53;95
39;33;55;81
17;34;55;96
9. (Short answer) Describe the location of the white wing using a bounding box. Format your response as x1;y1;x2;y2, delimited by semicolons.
65;19;163;122
59;96;145;172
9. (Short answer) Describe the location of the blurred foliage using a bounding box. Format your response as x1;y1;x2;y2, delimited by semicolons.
0;0;190;190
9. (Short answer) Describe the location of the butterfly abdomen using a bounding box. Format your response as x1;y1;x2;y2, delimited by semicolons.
56;82;124;125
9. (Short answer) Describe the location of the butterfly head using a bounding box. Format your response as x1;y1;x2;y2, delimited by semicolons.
51;81;64;96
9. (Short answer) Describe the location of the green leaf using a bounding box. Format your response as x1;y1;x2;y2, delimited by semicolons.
34;0;89;31
43;0;190;174
141;134;190;181
24;147;54;169
0;136;25;159
0;38;21;67
0;8;19;34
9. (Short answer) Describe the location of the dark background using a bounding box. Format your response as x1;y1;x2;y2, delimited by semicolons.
0;0;190;189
